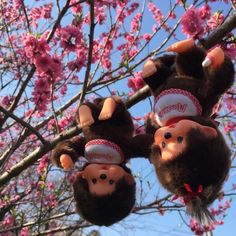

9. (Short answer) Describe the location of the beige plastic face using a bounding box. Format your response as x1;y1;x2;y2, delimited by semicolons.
80;164;129;196
154;119;217;161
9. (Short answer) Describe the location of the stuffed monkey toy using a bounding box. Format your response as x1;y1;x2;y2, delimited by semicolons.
51;97;153;226
142;38;235;221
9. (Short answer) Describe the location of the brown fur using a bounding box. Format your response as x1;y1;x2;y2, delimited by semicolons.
144;45;235;221
51;97;153;225
73;173;135;226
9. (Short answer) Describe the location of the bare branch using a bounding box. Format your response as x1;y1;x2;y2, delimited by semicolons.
79;0;95;105
0;106;46;144
201;12;236;49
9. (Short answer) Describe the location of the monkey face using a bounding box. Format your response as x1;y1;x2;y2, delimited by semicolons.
153;119;217;162
80;164;133;196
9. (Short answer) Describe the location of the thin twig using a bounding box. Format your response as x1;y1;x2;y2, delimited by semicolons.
0;106;46;144
79;0;95;105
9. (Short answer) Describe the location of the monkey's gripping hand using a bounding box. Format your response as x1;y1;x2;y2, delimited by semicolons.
51;136;86;170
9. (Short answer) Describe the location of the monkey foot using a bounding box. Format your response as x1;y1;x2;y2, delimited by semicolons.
78;105;95;127
60;154;74;170
142;60;157;79
202;46;224;68
166;38;195;53
98;97;117;120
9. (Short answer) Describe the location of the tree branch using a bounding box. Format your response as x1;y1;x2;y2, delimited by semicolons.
0;106;46;144
201;12;236;49
79;0;95;105
0;9;236;188
126;12;236;107
0;126;81;188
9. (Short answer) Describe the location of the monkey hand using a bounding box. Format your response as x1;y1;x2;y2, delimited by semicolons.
60;154;75;170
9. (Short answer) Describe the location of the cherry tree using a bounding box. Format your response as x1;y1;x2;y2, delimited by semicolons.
0;0;235;235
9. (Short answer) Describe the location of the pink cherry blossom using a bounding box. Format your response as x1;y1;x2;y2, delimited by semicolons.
13;0;23;9
143;33;152;41
30;4;53;28
207;12;224;30
148;3;164;25
128;72;145;92
34;54;53;73
198;4;211;20
32;77;50;112
37;155;49;175
127;2;139;16
224;43;236;60
24;35;50;63
169;11;176;19
181;5;205;38
70;0;83;14
224;122;236;133
59;25;83;52
3;214;14;226
131;13;142;32
0;96;14;108
19;227;29;236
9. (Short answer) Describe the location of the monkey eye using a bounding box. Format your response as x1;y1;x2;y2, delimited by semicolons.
177;136;183;143
92;178;97;184
161;142;166;148
109;180;114;185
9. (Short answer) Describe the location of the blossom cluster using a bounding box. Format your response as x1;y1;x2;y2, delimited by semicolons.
128;72;145;93
189;199;231;235
23;34;63;112
30;3;53;28
148;2;171;32
0;1;235;235
180;4;231;39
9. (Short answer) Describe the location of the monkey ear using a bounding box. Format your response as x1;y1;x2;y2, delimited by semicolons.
124;173;135;185
199;126;218;138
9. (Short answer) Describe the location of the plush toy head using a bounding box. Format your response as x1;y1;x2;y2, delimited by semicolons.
73;164;135;226
80;163;134;196
152;119;217;161
151;117;231;221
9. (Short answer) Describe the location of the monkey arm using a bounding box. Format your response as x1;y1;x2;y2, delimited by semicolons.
205;56;235;96
127;134;154;159
51;135;86;168
145;112;161;136
142;54;175;93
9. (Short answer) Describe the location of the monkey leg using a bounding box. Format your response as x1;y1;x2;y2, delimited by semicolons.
98;97;117;120
202;47;224;68
141;54;175;92
78;104;95;127
170;39;206;79
166;38;195;53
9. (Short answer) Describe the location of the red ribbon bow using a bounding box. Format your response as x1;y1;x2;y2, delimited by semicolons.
171;183;203;204
183;183;203;204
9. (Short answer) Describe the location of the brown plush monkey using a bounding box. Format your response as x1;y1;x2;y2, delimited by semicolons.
142;38;235;221
51;97;153;226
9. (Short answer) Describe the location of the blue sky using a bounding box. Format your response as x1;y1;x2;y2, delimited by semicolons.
19;1;235;235
84;1;236;233
85;155;236;236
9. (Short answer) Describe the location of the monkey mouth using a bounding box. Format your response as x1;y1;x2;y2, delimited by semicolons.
100;165;109;170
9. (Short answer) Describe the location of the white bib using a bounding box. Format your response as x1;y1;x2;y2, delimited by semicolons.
84;139;124;164
154;89;202;126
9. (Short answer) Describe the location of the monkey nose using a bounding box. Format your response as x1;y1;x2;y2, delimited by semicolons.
164;132;172;139
100;174;107;180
